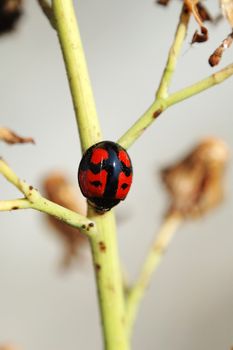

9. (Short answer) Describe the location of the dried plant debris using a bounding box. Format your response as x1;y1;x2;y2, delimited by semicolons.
191;25;208;43
156;0;171;5
209;31;233;66
43;172;88;268
161;137;229;218
156;0;209;43
156;0;233;65
196;2;213;22
184;0;209;43
208;0;233;66
0;127;34;144
0;0;23;34
157;0;212;22
221;0;233;26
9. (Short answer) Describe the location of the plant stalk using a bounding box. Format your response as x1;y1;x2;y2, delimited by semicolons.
126;212;182;338
156;4;190;99
118;62;233;149
89;208;129;350
52;1;128;348
52;0;102;152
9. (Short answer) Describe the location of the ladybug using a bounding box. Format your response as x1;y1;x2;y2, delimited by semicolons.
78;141;133;212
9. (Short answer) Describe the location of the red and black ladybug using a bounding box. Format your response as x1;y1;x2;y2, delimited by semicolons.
78;141;133;212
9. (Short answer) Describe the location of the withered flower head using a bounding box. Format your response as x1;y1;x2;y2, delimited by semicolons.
0;0;23;34
43;172;87;268
161;137;229;218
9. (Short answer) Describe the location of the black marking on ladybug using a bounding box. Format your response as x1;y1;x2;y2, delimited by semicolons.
90;180;102;187
121;183;128;190
78;141;133;212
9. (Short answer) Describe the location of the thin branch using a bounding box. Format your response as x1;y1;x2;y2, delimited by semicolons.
125;212;182;338
37;0;56;29
156;5;190;99
118;62;233;149
0;159;97;237
166;62;233;106
52;0;102;152
0;198;31;211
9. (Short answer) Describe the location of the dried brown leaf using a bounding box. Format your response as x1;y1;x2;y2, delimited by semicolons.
162;138;229;218
43;172;88;268
0;127;34;144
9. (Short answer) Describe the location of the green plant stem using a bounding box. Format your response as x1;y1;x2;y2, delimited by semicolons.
52;0;102;152
126;212;182;338
88;208;129;350
156;5;190;99
41;2;233;348
118;62;233;149
0;198;31;210
0;159;96;237
166;63;233;106
52;2;128;349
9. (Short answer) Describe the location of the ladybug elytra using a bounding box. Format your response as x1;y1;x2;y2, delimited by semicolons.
78;141;133;212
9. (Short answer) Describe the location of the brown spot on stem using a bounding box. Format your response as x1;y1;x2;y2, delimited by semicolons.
152;109;162;119
81;224;86;230
99;241;106;252
154;242;166;255
95;263;101;272
88;222;94;228
107;284;115;293
12;206;19;210
29;185;33;190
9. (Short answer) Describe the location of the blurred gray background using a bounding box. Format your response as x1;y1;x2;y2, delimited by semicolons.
0;0;233;349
